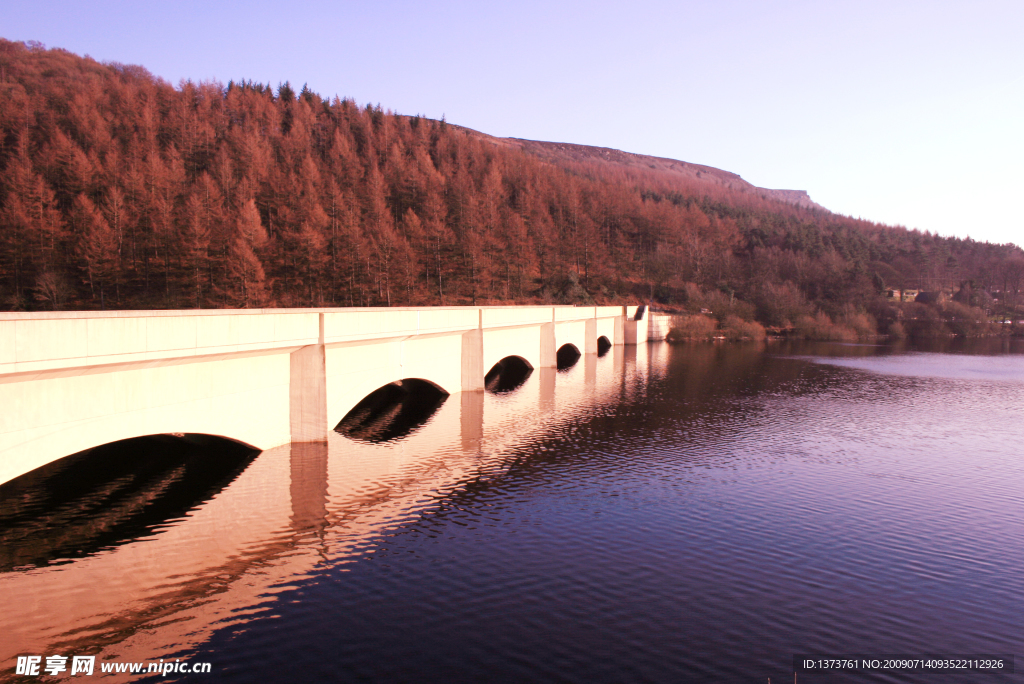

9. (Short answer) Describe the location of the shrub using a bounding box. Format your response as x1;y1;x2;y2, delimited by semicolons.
866;296;901;331
887;321;908;339
720;315;766;341
793;312;858;341
681;283;756;321
941;302;995;337
666;315;717;341
838;310;878;339
754;281;812;328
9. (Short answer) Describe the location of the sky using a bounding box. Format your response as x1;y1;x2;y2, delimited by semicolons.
4;0;1023;246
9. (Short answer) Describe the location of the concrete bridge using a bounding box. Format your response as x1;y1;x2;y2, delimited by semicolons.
0;305;669;486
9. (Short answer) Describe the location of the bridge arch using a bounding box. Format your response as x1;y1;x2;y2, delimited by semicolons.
324;336;462;434
335;378;449;443
597;336;612;356
556;343;582;370
0;350;293;485
481;329;543;379
485;355;534;394
0;433;259;569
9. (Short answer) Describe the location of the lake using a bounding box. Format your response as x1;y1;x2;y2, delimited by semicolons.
3;338;1023;683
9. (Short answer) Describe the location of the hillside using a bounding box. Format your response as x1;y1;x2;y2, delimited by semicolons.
456;128;828;211
1;38;1022;337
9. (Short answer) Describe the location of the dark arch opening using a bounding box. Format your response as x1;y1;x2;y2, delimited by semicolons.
556;343;582;370
597;336;612;357
336;379;448;443
485;356;534;394
0;434;259;571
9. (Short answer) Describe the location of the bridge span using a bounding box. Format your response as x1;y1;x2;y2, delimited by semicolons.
0;305;669;485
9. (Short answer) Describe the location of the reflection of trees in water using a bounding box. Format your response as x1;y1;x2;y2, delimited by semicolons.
0;435;259;571
659;341;782;400
579;342;814;454
336;379;449;443
908;336;1024;356
774;337;1024;357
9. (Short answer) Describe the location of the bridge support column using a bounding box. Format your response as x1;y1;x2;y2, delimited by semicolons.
540;321;556;367
614;310;625;345
585;317;597;354
623;320;638;345
624;306;646;345
289;344;328;442
461;328;484;391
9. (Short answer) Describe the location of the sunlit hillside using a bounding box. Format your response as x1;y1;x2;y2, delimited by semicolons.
2;39;1022;335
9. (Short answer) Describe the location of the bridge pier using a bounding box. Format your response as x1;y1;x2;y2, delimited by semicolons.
461;328;484;391
539;322;557;367
290;343;328;443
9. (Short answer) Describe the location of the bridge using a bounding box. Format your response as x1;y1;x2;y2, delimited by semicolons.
0;334;670;664
0;305;669;486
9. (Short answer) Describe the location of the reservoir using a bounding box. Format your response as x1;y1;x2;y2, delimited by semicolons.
3;339;1023;682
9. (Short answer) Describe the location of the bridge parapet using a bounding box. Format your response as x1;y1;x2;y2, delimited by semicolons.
555;306;594;322
0;310;319;376
323;308;480;344
481;306;552;328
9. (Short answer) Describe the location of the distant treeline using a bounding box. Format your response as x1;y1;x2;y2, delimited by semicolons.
2;39;1022;332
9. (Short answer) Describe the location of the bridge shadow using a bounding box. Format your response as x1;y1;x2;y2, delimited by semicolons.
0;434;259;571
485;356;534;394
335;379;449;443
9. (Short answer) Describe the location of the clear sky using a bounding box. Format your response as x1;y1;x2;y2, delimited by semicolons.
4;0;1022;246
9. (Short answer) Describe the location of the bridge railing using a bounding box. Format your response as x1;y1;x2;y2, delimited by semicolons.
1;306;642;377
323;308;480;344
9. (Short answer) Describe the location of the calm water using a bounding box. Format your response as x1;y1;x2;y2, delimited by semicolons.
3;339;1024;683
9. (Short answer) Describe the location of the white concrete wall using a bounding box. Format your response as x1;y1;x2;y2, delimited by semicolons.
0;350;293;485
481;306;553;329
322;307;479;344
554;319;588;355
324;333;464;428
648;313;673;341
0;310;319;375
594;310;619;345
482;325;545;373
0;305;647;485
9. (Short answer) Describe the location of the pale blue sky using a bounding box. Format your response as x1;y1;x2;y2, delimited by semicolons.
4;0;1022;245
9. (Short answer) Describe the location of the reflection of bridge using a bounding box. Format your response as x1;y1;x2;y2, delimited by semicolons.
0;305;669;485
0;339;670;670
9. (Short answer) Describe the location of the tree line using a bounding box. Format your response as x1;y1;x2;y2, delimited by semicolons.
2;39;1022;333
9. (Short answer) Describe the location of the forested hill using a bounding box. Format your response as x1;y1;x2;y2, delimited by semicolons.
1;39;1022;333
454;129;829;212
